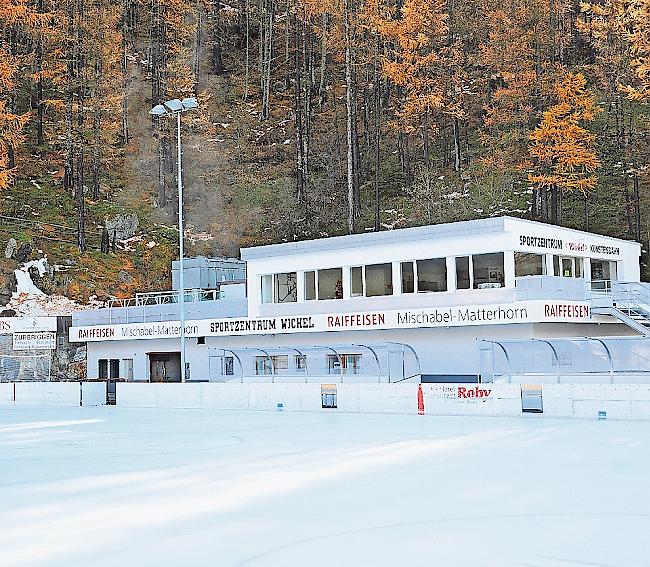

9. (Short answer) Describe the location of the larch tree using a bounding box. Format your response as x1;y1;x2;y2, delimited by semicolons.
0;0;34;190
528;72;601;224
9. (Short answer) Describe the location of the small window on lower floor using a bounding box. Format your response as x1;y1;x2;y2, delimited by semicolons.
99;359;108;380
295;354;307;373
224;356;234;375
327;354;361;375
197;336;206;345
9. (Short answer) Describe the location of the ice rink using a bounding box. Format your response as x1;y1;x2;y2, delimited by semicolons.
1;406;649;567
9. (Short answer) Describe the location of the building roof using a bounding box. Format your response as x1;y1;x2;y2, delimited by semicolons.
241;216;639;260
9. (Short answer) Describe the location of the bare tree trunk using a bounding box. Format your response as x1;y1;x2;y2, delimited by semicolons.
243;0;250;100
294;2;305;203
452;117;461;172
211;1;225;75
64;0;75;192
344;0;358;233
260;0;274;120
35;0;45;146
122;0;130;144
75;0;86;251
317;12;327;106
373;38;381;232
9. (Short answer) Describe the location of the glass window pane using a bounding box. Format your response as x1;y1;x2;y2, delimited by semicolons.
261;275;273;303
473;253;504;289
575;258;583;278
365;263;393;297
273;272;297;303
305;271;316;300
515;252;545;277
401;262;414;293
456;257;470;289
99;359;108;380
553;256;560;276
417;258;447;292
351;266;363;297
562;258;573;277
318;268;343;300
110;359;120;380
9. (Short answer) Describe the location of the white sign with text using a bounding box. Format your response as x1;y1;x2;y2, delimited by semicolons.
69;300;595;342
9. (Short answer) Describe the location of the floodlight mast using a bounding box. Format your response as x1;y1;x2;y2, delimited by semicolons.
149;97;198;383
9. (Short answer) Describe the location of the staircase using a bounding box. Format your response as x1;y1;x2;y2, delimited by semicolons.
592;282;650;336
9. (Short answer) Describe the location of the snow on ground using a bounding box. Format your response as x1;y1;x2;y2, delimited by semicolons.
1;407;649;567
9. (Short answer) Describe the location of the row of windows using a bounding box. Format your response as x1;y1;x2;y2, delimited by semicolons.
221;354;362;375
261;253;506;303
514;253;617;281
98;358;133;380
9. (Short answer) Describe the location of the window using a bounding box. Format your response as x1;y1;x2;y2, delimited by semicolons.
351;266;363;297
327;354;362;375
318;268;343;300
224;356;234;376
197;336;206;345
555;256;584;278
261;275;273;303
591;259;616;284
255;356;272;375
295;355;307;373
365;263;393;297
99;359;120;380
305;271;316;300
274;272;297;303
110;359;120;380
99;359;108;380
455;257;470;290
417;258;447;292
255;355;288;375
123;359;134;381
401;262;414;293
473;253;504;289
515;253;546;277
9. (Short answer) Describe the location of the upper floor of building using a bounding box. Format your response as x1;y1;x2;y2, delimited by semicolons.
241;216;641;318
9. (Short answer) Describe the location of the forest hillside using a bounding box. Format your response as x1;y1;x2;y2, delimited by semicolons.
0;0;649;301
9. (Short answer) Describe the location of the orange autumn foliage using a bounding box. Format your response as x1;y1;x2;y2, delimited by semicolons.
528;73;601;194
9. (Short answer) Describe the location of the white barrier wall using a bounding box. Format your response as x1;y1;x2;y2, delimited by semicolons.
542;384;650;420
80;382;106;406
116;383;323;412
14;382;81;406
0;382;106;406
0;382;13;404
2;381;650;420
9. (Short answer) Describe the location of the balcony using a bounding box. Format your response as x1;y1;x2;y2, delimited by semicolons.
73;289;248;327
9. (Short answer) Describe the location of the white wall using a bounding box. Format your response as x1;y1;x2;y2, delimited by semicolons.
0;382;106;406
13;382;80;406
81;382;106;406
0;382;13;404
117;382;322;412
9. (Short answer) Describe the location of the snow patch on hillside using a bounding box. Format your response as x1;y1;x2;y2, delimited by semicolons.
6;258;104;316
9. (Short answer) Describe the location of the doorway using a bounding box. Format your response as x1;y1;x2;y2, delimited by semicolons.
148;352;181;382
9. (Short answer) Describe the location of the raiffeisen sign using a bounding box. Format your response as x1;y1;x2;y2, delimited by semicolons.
69;300;594;342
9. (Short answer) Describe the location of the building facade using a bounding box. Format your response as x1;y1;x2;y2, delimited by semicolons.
70;217;648;383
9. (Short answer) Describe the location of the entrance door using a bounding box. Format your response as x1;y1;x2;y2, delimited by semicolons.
148;353;181;382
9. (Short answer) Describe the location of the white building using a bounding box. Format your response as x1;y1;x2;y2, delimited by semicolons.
70;216;649;383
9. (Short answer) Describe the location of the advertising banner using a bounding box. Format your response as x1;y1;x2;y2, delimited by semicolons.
12;331;57;350
69;300;594;343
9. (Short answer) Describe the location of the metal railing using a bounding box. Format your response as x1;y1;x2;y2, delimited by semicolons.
107;289;220;308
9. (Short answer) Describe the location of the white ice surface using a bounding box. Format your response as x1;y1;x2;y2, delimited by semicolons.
1;406;649;567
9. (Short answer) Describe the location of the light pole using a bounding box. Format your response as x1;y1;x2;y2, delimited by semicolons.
150;97;198;383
